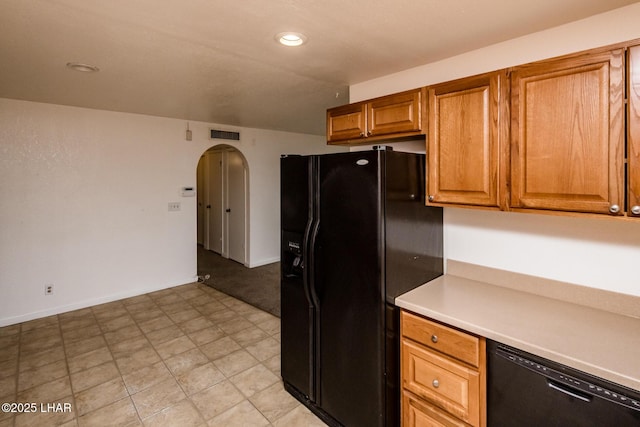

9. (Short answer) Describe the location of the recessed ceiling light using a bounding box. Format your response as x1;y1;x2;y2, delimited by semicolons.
275;32;307;47
66;62;100;73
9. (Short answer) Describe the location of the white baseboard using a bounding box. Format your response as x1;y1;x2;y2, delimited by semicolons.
0;277;196;327
248;256;280;268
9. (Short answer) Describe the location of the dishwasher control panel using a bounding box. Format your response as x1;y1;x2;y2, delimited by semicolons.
495;346;640;412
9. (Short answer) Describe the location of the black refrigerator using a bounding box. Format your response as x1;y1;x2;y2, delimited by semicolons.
280;147;443;427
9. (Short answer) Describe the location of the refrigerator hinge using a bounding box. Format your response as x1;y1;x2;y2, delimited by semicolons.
373;145;393;151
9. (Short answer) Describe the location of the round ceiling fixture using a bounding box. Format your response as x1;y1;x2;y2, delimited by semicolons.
66;62;100;73
275;32;307;47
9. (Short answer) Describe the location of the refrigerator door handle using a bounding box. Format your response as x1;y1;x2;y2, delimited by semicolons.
306;156;321;310
301;218;314;306
307;220;320;308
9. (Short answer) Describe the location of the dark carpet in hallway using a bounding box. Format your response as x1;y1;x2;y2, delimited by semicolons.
197;246;281;317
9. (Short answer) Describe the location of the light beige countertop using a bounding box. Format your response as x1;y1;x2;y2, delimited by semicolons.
395;261;640;392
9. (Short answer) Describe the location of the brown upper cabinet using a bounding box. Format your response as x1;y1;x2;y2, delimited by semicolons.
327;39;640;219
426;71;509;209
628;44;640;217
510;49;625;215
327;89;424;144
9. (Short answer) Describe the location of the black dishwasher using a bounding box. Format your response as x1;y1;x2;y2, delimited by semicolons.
488;340;640;426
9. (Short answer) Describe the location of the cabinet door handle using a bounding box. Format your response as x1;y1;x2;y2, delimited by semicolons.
431;335;438;343
428;195;434;202
432;379;440;388
632;205;640;215
609;204;620;214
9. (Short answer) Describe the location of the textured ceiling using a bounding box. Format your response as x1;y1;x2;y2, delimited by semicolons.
0;0;637;135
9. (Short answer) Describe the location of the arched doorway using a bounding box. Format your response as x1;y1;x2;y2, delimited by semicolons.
196;144;248;265
195;143;280;317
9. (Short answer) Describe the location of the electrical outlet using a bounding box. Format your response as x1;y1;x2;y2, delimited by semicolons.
168;202;181;211
45;284;53;295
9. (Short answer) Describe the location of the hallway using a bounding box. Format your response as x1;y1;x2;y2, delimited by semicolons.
197;246;280;317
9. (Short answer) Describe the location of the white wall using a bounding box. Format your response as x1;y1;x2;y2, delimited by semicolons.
0;98;344;326
351;3;640;297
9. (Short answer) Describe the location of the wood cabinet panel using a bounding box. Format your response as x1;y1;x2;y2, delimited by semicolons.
401;310;485;427
402;310;480;368
427;71;508;208
402;339;480;425
403;391;467;427
327;89;423;144
510;50;625;214
368;90;422;136
628;44;640;217
326;102;366;142
329;39;640;219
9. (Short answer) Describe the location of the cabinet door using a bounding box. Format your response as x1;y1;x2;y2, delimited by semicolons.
628;45;640;217
403;391;467;427
368;89;423;137
427;71;508;208
510;50;625;215
327;102;366;143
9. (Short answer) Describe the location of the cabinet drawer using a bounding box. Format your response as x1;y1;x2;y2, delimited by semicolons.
401;310;480;367
402;339;480;425
403;390;468;427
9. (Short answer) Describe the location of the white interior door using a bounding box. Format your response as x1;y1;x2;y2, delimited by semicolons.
196;155;205;246
202;153;212;250
198;145;247;264
227;150;246;264
209;151;224;254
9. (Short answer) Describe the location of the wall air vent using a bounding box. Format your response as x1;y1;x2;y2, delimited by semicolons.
210;129;240;141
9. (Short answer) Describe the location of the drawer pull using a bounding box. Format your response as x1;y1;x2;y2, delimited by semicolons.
432;379;440;388
431;335;438;343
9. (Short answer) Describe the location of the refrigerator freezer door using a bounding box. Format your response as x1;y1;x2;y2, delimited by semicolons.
280;156;315;401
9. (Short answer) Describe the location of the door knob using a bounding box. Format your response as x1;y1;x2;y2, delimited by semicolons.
225;208;231;213
206;205;211;209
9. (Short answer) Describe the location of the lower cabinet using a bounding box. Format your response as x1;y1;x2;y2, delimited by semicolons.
400;310;486;427
403;391;469;427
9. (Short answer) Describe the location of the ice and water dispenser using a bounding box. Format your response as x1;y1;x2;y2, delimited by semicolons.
282;231;304;279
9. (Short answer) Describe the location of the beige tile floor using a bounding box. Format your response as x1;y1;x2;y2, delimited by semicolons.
0;283;327;426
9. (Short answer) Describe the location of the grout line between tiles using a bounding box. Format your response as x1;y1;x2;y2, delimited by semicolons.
3;282;325;427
